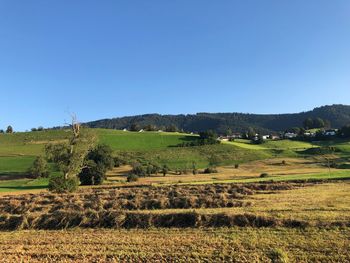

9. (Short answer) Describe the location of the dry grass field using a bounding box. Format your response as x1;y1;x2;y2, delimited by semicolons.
0;175;349;261
106;157;342;185
0;227;349;262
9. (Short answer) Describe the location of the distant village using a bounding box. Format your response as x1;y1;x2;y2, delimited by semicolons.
218;129;339;143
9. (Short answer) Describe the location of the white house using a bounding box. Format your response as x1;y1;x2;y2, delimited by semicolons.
324;130;337;136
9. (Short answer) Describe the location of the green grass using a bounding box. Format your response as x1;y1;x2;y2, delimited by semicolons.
0;130;71;156
0;156;35;174
174;170;350;185
126;144;271;169
1;129;350;190
226;139;318;150
0;177;49;192
96;129;197;151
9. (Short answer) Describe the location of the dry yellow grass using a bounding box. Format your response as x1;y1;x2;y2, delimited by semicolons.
0;179;349;262
126;182;350;225
0;228;349;262
106;157;336;185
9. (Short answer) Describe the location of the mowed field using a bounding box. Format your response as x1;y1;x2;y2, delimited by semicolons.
0;182;349;261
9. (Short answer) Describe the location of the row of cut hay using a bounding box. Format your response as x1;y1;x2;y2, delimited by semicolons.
0;210;317;230
0;181;308;214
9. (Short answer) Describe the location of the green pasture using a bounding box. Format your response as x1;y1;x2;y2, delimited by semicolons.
121;143;271;169
0;177;49;192
174;170;350;186
1;129;350;192
96;129;197;151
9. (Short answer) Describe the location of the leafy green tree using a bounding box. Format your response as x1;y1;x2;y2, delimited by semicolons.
6;125;13;133
199;130;218;145
78;144;114;185
340;125;350;138
252;135;264;144
165;125;178;132
303;118;313;129
79;160;105;185
298;127;306;136
129;123;140;131
86;144;114;171
313;117;325;128
144;124;157;131
48;174;79;193
127;174;139;182
131;162;146;176
247;127;256;139
28;156;49;178
45;117;96;192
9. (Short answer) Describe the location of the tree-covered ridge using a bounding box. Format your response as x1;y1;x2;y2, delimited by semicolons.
85;104;350;134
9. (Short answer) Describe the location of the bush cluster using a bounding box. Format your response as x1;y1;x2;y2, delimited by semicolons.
28;156;49;179
78;144;114;185
203;167;218;174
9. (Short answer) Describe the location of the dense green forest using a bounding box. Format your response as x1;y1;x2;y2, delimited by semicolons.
84;105;350;134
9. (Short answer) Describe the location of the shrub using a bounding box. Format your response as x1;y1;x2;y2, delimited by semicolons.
131;162;146;176
161;165;169;176
78;144;114;185
146;163;159;176
204;167;218;174
127;174;139;182
113;157;123;167
28;156;49;178
48;174;79;193
87;144;114;171
79;160;106;185
260;173;269;178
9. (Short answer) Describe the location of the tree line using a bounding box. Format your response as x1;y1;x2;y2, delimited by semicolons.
84;104;350;134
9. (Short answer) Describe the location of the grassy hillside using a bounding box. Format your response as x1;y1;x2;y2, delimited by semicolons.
1;128;349;192
0;129;268;171
96;129;196;151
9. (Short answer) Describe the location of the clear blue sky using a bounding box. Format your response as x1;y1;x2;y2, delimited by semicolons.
1;1;350;131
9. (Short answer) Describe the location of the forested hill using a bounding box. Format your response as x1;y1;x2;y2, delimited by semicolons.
85;105;350;134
